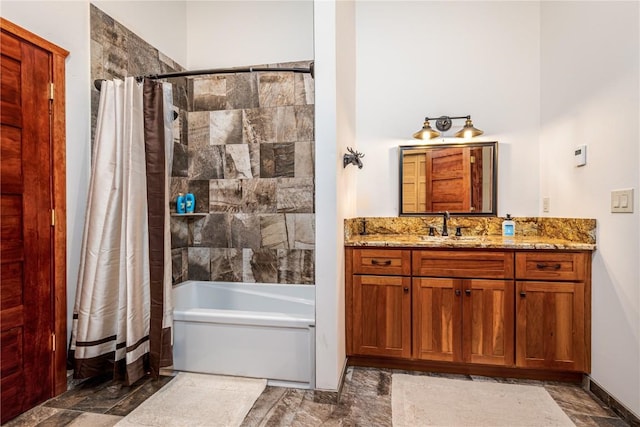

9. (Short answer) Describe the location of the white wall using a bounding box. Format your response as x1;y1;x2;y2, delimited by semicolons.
313;0;357;392
92;1;188;66
354;1;541;217
539;1;640;416
185;0;314;69
1;0;93;345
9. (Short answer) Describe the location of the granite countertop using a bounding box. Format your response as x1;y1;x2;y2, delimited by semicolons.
344;217;597;251
345;233;596;251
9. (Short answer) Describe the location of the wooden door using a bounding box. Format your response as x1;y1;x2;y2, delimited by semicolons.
1;20;67;423
413;278;462;362
515;281;586;372
402;150;426;213
425;147;471;212
352;275;411;358
462;279;514;366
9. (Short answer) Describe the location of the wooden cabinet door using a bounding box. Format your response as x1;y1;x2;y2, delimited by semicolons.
352;275;411;358
516;281;586;371
463;280;514;366
414;278;514;366
413;278;462;362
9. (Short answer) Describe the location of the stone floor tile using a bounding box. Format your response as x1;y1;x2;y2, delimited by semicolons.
36;409;82;427
3;406;61;427
66;412;122;427
545;383;617;418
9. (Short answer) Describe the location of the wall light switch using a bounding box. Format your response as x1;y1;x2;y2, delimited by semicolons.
620;194;629;208
542;197;550;213
611;189;634;213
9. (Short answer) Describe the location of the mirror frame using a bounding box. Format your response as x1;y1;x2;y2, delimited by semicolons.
398;141;498;216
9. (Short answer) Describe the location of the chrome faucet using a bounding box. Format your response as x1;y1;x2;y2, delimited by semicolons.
441;211;450;236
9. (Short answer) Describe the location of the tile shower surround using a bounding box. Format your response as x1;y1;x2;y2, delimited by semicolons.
171;63;316;285
91;5;313;285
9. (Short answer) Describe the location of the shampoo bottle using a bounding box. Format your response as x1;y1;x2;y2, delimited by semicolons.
176;193;186;214
502;214;515;237
185;192;195;213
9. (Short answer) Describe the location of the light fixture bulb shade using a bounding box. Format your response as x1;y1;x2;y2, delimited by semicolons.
413;120;440;139
454;118;483;138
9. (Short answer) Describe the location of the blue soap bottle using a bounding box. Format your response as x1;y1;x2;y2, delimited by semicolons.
185;193;195;213
502;214;515;237
176;193;186;214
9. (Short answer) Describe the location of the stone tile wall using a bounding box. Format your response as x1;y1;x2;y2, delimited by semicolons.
171;62;315;285
90;6;314;285
90;5;186;142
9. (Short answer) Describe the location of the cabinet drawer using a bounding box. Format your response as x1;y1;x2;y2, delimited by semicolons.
352;249;411;276
516;252;587;281
413;250;514;279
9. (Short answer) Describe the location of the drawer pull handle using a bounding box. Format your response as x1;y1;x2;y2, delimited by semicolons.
455;289;461;296
536;263;561;270
371;259;392;266
520;291;526;297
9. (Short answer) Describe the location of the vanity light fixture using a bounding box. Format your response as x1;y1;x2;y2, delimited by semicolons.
412;115;484;140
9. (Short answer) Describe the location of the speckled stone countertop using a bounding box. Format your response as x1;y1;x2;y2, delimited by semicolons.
344;217;596;251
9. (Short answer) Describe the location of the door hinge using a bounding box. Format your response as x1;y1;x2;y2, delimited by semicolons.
51;209;55;227
52;332;56;352
48;82;54;100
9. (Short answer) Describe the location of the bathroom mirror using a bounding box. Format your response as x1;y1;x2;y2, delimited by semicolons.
399;141;497;216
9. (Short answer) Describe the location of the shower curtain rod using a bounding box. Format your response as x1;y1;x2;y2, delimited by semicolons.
94;62;314;91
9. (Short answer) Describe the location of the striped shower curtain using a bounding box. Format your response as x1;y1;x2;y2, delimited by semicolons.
69;77;174;385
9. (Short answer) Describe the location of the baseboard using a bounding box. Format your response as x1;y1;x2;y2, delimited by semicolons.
312;358;348;404
587;378;640;426
347;356;585;383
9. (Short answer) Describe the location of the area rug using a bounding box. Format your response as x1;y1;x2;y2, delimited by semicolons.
392;374;575;427
116;372;266;427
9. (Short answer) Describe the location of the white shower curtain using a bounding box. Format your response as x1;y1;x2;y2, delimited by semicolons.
69;77;174;385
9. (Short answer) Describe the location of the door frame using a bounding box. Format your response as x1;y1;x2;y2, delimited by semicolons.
1;17;68;396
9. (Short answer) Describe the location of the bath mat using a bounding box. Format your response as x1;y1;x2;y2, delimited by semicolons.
392;374;575;427
116;372;266;427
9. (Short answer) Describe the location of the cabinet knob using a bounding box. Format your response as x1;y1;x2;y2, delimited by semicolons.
464;289;471;296
403;287;409;293
520;291;526;297
455;289;461;296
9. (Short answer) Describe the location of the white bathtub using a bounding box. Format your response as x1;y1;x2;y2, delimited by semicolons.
172;280;316;389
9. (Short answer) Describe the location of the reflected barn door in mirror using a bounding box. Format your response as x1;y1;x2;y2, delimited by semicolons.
402;149;427;212
426;147;471;212
399;142;497;216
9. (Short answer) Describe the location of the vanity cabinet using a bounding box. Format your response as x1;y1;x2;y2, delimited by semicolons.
347;249;412;358
412;250;514;366
346;247;592;378
515;252;590;372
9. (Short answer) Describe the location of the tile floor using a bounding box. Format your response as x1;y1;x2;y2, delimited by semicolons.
5;367;631;426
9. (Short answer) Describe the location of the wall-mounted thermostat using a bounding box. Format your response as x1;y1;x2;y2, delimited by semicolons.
574;144;587;167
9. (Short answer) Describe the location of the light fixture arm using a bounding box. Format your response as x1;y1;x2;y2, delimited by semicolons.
413;115;482;140
422;115;471;132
